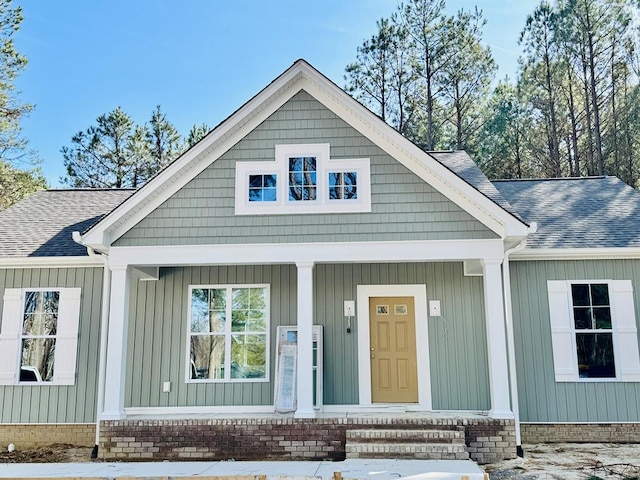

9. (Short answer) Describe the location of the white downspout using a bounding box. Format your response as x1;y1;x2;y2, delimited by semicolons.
502;223;535;457
74;233;110;458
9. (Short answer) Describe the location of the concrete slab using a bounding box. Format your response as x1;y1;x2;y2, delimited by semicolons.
0;459;486;480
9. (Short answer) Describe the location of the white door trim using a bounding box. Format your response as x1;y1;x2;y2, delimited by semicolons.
356;285;432;410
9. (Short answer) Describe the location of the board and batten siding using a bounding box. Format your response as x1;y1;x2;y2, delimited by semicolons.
115;90;496;247
125;263;490;411
0;267;103;423
511;259;640;422
126;265;297;408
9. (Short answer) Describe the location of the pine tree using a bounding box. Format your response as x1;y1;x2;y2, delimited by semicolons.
0;0;47;209
61;107;136;188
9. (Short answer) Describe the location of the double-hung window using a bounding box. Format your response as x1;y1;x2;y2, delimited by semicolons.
188;285;269;382
20;291;59;382
547;280;640;382
0;287;82;385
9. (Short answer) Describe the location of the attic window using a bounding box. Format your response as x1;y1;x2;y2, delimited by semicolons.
288;157;317;201
235;143;370;215
329;171;357;200
249;174;277;202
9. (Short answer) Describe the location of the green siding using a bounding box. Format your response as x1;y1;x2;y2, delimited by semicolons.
116;91;495;247
511;259;640;422
0;267;103;423
126;265;297;408
125;263;490;411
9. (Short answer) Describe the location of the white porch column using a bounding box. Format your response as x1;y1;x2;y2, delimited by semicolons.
295;262;315;418
101;265;131;420
482;259;513;419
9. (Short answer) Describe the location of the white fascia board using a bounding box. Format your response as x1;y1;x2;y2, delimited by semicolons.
512;247;640;261
80;69;307;250
296;70;529;239
108;239;506;268
0;256;103;268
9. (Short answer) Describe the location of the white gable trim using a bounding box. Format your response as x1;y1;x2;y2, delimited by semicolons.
77;60;529;251
79;70;305;250
296;73;528;239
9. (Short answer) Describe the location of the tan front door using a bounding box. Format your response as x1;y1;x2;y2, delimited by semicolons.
369;296;418;403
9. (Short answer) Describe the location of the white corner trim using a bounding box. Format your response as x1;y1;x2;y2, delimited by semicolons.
513;247;640;261
356;284;432;410
78;60;528;251
0;256;103;268
108;239;506;268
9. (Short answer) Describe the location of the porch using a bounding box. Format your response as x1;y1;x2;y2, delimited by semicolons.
99;411;516;464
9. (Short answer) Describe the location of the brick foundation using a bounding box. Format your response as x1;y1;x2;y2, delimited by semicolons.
0;424;95;449
521;422;640;443
99;416;516;464
465;418;517;465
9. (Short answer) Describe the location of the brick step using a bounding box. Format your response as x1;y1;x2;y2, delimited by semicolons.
347;428;465;443
345;428;469;460
345;442;469;460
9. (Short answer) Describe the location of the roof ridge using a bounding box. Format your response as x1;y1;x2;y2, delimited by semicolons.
492;176;608;182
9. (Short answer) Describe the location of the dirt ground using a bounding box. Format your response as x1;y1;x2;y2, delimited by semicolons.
0;444;92;463
486;443;640;479
1;443;640;479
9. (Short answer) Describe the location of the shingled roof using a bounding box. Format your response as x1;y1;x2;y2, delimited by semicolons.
0;189;135;257
429;151;521;219
2;168;640;258
493;177;640;249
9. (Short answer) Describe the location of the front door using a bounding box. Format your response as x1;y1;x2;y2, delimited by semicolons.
369;296;418;403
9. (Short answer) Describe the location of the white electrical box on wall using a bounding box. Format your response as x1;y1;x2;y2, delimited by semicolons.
344;300;355;317
429;300;441;317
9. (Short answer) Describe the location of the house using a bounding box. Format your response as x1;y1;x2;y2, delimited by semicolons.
1;60;640;464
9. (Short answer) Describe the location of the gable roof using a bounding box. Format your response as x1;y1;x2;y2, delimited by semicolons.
0;189;134;258
76;59;530;250
493;177;640;249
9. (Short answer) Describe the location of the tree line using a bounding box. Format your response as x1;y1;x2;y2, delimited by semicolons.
61;106;208;188
346;0;640;186
2;0;640;210
0;0;209;208
0;1;46;210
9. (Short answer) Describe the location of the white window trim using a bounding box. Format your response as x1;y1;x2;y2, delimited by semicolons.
234;143;371;215
0;287;81;386
547;279;640;382
185;284;270;384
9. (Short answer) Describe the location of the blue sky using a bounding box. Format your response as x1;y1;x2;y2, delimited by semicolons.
14;0;538;187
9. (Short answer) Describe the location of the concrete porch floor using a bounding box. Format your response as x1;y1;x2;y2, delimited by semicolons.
122;409;493;421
